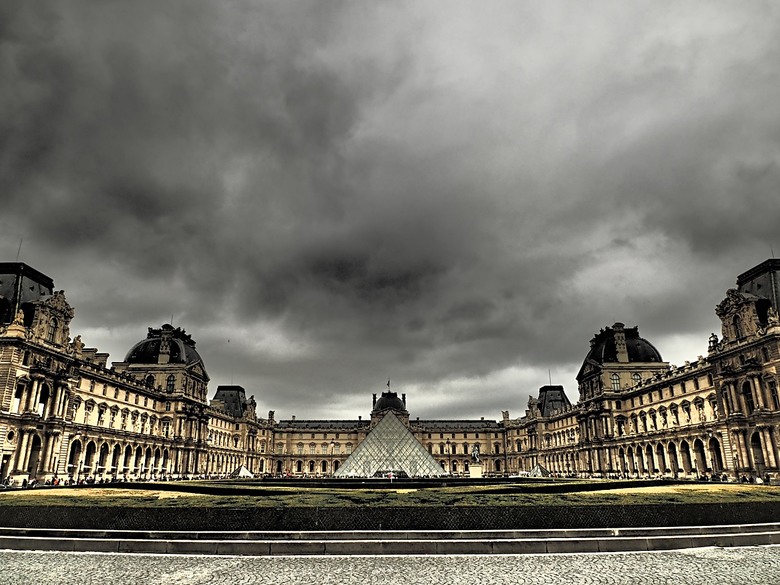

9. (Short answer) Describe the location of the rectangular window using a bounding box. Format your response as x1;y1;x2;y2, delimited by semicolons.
771;382;780;410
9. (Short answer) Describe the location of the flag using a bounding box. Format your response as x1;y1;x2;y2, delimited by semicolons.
387;379;390;388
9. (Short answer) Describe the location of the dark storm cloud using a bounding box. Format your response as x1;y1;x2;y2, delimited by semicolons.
2;1;780;419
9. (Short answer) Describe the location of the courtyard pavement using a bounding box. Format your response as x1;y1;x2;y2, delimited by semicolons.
1;546;779;584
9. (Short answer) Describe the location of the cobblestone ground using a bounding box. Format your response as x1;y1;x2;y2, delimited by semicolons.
1;547;779;585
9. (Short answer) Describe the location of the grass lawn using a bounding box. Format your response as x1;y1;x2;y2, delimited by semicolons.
2;482;780;509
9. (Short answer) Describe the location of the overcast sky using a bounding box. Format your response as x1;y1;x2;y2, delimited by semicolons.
2;1;779;421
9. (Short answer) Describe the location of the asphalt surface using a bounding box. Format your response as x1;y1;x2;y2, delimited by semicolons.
1;546;779;584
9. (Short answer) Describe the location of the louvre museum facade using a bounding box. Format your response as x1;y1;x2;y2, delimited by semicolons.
1;259;779;483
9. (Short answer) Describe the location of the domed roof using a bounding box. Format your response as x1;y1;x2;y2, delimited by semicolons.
125;324;204;366
584;322;662;365
373;391;407;413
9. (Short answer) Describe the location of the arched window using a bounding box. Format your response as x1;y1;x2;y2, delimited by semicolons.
611;374;620;391
632;373;642;386
166;375;175;392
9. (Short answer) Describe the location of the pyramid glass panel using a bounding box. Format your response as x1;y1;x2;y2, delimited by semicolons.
335;411;445;478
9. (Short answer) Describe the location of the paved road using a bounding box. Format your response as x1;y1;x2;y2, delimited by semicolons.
1;546;778;584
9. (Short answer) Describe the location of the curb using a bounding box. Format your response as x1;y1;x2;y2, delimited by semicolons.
2;524;779;556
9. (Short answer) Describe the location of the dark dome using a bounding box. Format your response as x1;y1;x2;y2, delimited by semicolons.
125;324;204;366
585;323;662;364
373;391;406;413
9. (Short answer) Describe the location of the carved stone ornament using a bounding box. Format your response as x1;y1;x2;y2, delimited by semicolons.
715;289;747;318
44;291;75;320
12;309;25;326
70;335;85;356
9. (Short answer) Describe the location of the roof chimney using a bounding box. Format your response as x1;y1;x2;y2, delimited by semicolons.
613;322;629;363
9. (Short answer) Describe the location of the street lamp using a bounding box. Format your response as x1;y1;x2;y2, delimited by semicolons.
330;441;335;477
446;439;452;475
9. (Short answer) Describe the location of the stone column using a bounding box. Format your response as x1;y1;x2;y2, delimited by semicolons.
761;427;776;469
40;432;54;474
754;377;767;409
735;431;750;469
729;383;741;414
24;379;39;413
12;430;30;474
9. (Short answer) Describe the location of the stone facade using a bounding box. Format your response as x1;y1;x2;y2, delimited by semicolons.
2;259;780;483
509;260;780;481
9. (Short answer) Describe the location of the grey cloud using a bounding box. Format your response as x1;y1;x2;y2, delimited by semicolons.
2;1;779;419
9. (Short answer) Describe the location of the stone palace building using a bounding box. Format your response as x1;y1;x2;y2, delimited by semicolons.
1;259;779;482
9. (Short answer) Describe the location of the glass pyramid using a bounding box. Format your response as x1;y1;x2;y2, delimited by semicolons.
335;411;445;478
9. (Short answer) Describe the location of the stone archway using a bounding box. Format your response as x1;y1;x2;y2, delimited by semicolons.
656;443;667;474
67;439;82;479
27;435;43;478
83;441;97;478
751;432;766;476
693;439;707;472
679;441;692;475
708;437;724;472
636;447;646;475
645;445;655;473
111;445;122;477
98;443;110;477
134;446;143;475
667;442;679;476
123;445;133;476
